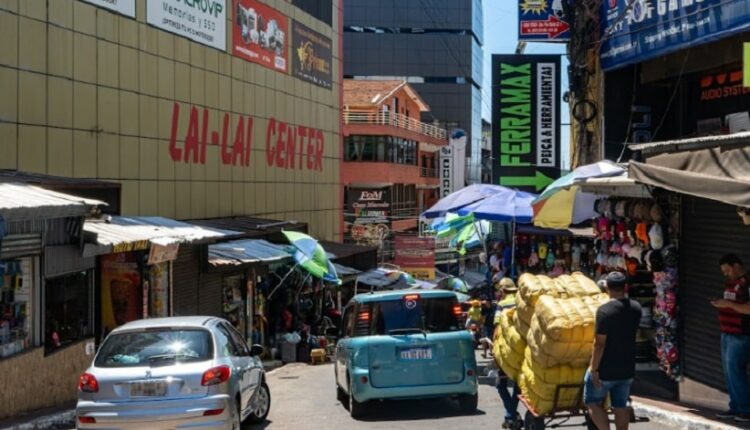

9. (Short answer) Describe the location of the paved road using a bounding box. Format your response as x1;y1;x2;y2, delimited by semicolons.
247;362;673;430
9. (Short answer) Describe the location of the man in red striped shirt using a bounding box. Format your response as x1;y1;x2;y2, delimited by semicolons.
711;254;750;423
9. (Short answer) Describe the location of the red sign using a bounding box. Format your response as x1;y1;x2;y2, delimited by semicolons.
520;16;569;39
699;70;749;101
394;236;435;269
168;102;325;172
233;0;289;73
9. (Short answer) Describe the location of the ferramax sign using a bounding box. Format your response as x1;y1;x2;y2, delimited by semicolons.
439;146;454;198
83;0;136;17
148;0;227;51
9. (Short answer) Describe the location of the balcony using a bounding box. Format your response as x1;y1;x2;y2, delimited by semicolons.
420;167;438;178
343;110;448;141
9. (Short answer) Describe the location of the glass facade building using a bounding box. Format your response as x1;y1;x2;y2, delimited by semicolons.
344;0;485;184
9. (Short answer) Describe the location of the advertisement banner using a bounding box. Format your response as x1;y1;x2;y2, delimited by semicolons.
291;21;333;89
83;0;136;17
233;0;289;73
147;0;226;50
100;253;141;332
439;146;454;198
346;188;391;248
148;243;180;265
491;55;561;192
394;236;436;280
518;0;570;41
601;0;750;71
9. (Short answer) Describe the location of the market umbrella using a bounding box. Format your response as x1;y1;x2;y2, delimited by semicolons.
432;212;476;238
456;187;537;223
282;230;341;285
532;160;624;229
421;184;508;219
447;277;469;293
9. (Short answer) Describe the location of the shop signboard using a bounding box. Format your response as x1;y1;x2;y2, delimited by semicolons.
233;0;289;73
518;0;570;41
346;188;391;248
83;0;136;17
491;55;561;192
601;0;750;71
100;253;141;331
291;21;333;89
439;146;454;198
744;43;750;88
148;243;180;265
394;236;436;280
147;0;226;51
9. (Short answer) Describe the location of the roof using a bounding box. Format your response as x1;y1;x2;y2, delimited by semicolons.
189;217;307;239
0;182;104;221
0;170;120;188
111;316;218;333
208;239;291;267
629;131;750;155
321;241;378;260
344;79;430;111
84;216;240;254
352;288;458;303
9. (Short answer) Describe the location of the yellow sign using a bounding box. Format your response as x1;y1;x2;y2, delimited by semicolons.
744;43;750;87
403;268;436;280
112;240;150;253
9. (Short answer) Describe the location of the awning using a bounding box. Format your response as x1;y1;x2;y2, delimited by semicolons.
0;183;103;221
576;173;651;198
629;146;750;207
84;216;240;256
208;239;291;267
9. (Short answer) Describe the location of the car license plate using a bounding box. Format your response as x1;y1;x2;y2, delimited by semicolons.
400;347;432;360
130;381;167;397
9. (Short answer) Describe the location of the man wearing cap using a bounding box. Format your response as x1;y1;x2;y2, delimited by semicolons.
493;278;522;429
585;271;642;430
712;254;750;423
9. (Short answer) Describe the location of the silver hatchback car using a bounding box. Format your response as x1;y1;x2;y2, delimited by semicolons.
76;316;270;430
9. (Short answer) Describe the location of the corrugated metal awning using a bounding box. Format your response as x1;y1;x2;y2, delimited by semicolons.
208;239;291;267
84;216;240;255
0;182;103;221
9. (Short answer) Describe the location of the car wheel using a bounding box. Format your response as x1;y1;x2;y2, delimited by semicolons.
336;383;347;404
458;393;478;414
247;382;271;424
348;376;366;419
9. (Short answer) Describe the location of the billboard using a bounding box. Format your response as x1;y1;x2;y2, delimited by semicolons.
439;146;454;199
518;0;570;41
394;236;436;280
147;0;226;50
291;21;333;89
83;0;135;17
601;0;750;71
346;188;391;248
491;55;561;193
233;0;289;73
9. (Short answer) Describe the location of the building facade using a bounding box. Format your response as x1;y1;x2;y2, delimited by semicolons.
342;79;446;258
0;0;343;241
343;0;484;184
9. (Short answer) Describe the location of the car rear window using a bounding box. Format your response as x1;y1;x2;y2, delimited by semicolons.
373;296;461;335
95;329;213;367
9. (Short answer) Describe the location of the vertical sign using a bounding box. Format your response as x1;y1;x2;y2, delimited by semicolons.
439;146;454;198
346;188;391;248
291;21;333;89
491;55;561;193
745;43;750;88
233;0;289;73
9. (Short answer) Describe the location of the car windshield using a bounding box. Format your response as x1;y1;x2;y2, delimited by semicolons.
373;296;461;335
95;329;213;367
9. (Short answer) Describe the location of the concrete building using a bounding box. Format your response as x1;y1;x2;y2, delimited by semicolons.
343;0;484;184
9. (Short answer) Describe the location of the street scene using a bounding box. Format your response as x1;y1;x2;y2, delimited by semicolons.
1;1;750;430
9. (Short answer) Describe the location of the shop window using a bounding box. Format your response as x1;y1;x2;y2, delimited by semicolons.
45;271;93;353
0;257;34;358
223;275;246;337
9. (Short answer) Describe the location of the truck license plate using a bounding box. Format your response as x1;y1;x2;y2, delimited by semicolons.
400;347;433;360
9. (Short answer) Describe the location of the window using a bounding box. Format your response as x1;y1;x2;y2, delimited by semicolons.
45;270;92;352
225;323;250;356
214;323;239;357
0;257;34;358
372;297;461;335
95;329;213;367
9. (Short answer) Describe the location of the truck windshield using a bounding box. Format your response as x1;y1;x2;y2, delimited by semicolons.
373;296;461;335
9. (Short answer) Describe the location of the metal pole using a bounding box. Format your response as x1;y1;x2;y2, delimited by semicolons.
268;263;299;299
511;219;517;279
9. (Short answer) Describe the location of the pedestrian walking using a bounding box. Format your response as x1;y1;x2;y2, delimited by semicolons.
584;271;642;430
711;254;750;423
494;278;521;429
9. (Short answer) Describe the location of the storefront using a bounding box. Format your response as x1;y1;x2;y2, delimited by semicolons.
0;183;101;419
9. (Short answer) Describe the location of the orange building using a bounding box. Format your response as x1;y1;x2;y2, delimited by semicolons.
342;79;447;255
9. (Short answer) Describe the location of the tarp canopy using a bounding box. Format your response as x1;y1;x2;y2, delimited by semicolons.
629;146;750;207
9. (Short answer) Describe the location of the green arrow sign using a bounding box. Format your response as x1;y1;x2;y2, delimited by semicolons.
500;171;554;192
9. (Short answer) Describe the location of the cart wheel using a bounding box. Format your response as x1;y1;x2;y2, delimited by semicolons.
524;410;545;430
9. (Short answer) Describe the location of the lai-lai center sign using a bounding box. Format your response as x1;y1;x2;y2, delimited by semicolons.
491;55;561;192
168;102;326;172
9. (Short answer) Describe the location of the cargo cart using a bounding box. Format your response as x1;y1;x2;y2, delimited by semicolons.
517;383;596;430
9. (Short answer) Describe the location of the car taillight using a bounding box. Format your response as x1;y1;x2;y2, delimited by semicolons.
78;416;96;424
203;408;225;416
453;304;462;318
358;311;370;321
78;373;99;393
201;365;231;386
404;294;420;301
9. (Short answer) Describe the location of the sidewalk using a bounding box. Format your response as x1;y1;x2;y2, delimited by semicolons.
631;396;750;430
0;360;285;430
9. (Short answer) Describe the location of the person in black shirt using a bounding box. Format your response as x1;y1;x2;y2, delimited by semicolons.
584;271;642;430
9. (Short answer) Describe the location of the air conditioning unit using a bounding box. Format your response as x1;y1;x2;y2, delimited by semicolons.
726;112;750;133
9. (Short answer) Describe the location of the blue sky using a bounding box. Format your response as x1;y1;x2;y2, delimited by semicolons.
481;3;572;170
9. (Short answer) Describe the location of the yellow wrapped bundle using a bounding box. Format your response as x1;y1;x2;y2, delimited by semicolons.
515;274;564;338
556;273;602;297
493;308;526;382
519;348;587;415
527;314;592;367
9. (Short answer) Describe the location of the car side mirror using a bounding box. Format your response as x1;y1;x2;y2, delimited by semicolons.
249;344;264;357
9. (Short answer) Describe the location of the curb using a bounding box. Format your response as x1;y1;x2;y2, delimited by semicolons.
0;410;74;430
631;401;744;430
